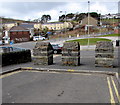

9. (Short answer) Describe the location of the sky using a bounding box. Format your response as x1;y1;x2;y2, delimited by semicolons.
0;0;120;22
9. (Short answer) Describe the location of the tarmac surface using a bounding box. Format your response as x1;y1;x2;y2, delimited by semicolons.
1;70;119;103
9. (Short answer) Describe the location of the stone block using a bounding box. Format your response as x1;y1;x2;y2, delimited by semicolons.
33;42;53;65
62;42;80;66
95;41;114;67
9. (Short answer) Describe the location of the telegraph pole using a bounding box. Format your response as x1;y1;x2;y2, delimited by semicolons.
60;11;67;36
87;1;90;48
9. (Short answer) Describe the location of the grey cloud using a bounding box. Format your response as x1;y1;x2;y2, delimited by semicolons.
1;2;66;15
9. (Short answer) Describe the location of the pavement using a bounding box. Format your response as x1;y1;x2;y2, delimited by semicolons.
1;49;119;74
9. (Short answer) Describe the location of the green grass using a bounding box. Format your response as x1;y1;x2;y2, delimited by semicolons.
99;34;120;37
101;19;120;23
67;38;111;45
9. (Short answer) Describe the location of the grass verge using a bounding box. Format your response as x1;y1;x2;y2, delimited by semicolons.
67;38;111;45
99;34;120;37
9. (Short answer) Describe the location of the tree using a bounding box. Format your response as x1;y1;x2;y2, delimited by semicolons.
59;15;65;22
66;13;75;19
41;15;51;23
42;26;48;34
74;13;87;22
89;12;99;19
33;18;41;23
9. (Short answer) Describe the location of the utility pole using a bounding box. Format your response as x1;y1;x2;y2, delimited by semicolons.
60;11;67;37
87;1;90;48
65;11;67;37
99;10;102;35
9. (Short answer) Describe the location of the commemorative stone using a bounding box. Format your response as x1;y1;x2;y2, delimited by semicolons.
62;42;80;66
95;41;114;67
33;42;53;65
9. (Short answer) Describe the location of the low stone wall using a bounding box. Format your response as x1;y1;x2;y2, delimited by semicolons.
95;41;114;67
33;42;53;65
0;47;31;67
62;42;80;66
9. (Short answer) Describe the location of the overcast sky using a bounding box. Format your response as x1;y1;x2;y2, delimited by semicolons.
0;0;119;22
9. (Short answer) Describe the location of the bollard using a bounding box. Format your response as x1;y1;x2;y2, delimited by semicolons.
62;42;80;66
116;40;119;46
33;42;53;65
95;41;114;67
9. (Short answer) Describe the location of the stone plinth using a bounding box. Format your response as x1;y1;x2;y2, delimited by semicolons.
62;42;80;66
33;42;53;65
95;41;114;67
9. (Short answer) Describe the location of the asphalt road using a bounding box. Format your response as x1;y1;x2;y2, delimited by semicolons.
2;71;119;103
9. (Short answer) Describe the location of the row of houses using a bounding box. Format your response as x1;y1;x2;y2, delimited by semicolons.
101;13;120;19
2;22;73;31
2;16;118;44
1;21;74;44
2;16;99;32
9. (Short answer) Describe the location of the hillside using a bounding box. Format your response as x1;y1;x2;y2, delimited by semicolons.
0;17;30;24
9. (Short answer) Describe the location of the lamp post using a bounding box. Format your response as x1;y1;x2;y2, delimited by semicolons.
99;10;102;35
87;1;90;48
60;11;67;38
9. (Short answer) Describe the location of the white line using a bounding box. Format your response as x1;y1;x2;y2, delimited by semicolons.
107;77;116;105
111;76;120;102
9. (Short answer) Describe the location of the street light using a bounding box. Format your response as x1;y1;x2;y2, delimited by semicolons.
99;10;102;35
60;11;67;38
87;1;90;48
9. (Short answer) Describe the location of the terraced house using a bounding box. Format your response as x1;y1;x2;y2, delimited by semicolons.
80;16;98;26
2;22;18;30
42;22;73;30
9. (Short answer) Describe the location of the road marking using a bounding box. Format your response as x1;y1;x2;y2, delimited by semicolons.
31;55;60;58
0;71;22;79
24;67;33;69
67;69;75;72
111;76;120;103
107;77;116;105
53;55;60;58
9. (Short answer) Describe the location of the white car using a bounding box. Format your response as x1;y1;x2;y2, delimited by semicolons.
33;36;46;41
2;37;10;44
0;40;2;45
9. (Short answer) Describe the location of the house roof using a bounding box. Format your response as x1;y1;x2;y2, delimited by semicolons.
2;22;17;24
9;26;29;32
42;22;64;25
19;24;34;29
82;16;98;21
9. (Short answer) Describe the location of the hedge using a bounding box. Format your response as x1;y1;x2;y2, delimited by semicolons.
0;47;31;67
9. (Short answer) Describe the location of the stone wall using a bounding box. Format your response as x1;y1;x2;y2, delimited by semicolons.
62;42;80;66
33;42;53;65
95;41;114;67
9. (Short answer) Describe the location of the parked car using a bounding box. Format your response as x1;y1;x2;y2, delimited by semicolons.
2;37;10;44
51;44;63;54
33;36;45;41
0;40;2;45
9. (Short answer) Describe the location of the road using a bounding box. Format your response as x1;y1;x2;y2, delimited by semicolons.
1;70;119;103
2;31;115;50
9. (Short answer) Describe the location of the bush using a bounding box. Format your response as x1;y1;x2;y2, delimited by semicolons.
1;49;31;66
